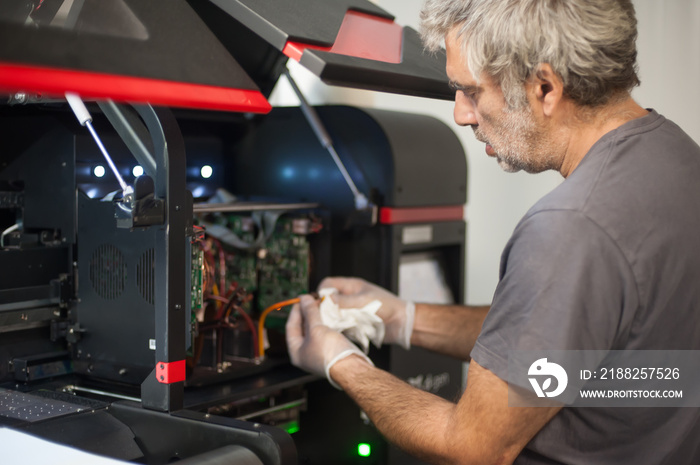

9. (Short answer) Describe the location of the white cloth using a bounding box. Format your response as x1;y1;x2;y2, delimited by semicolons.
318;288;385;353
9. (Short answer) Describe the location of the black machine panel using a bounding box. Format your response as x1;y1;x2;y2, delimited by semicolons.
6;398;295;464
74;192;161;385
207;0;393;49
0;0;257;88
0;0;268;112
192;0;454;100
300;28;454;100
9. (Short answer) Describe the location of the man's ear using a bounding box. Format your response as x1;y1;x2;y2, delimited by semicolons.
530;64;564;117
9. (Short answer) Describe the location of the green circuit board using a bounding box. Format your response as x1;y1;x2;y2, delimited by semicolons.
196;213;318;324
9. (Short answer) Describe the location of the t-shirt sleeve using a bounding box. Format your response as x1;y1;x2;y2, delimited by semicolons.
470;209;638;386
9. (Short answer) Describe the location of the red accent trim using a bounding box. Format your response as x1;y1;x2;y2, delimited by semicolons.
283;10;402;64
282;42;332;62
379;206;464;225
0;63;271;114
156;360;186;384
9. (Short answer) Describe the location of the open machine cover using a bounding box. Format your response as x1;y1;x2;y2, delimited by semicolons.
196;0;454;100
0;0;271;113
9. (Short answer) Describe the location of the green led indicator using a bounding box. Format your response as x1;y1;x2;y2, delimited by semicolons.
358;443;371;457
284;421;300;435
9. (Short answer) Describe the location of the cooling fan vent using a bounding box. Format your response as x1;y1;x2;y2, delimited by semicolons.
89;244;127;300
137;248;155;305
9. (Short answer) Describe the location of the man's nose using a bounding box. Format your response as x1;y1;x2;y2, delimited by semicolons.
453;93;477;127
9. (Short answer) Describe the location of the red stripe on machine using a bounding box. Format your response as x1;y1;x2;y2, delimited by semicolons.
0;62;272;114
156;360;186;384
283;10;403;63
380;206;464;224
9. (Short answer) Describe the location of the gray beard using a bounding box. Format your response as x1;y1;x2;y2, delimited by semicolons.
473;107;560;174
496;157;523;173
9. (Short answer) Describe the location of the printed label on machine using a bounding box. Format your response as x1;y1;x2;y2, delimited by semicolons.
402;225;433;245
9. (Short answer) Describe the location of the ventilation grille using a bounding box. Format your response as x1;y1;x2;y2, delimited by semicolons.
89;244;127;300
137;248;155;305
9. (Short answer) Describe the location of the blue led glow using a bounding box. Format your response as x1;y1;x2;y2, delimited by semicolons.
282;167;295;179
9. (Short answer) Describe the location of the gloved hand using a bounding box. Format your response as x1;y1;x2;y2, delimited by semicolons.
318;277;415;350
286;294;373;389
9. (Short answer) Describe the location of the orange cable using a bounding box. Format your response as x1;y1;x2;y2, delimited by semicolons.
258;297;301;358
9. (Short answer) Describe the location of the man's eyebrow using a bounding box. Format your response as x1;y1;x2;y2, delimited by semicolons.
449;81;480;94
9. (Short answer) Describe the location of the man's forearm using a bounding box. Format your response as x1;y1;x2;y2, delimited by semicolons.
410;303;490;360
330;355;458;464
329;354;560;465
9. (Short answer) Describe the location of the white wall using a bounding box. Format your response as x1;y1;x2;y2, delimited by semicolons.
633;0;700;144
270;0;700;305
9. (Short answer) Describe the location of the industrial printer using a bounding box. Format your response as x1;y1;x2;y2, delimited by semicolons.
0;1;467;463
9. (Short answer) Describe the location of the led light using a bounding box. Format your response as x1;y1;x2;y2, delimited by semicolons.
94;165;106;178
133;165;144;177
192;186;206;198
358;443;371;457
284;421;300;435
201;165;213;179
282;166;295;179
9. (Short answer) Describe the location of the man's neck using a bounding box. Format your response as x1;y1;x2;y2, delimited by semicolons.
559;98;649;178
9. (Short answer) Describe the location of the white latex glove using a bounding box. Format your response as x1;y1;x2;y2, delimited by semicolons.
318;277;415;350
286;295;373;389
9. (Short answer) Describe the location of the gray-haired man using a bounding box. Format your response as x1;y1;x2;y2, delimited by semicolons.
287;1;700;463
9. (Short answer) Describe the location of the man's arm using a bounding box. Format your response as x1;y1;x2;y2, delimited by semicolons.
330;355;561;465
411;303;490;360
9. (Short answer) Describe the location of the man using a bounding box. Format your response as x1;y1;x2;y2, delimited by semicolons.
286;0;700;463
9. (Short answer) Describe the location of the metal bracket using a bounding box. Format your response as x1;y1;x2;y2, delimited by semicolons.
156;360;187;384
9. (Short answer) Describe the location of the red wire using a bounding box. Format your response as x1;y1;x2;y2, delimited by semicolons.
209;295;229;304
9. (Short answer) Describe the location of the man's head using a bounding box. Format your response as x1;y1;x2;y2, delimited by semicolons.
420;0;641;174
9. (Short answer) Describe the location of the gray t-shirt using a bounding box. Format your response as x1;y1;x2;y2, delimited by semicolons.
471;110;700;464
